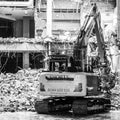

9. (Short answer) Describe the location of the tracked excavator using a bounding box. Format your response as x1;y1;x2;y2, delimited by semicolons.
35;3;116;115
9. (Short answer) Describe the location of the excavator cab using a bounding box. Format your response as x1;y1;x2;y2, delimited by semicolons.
48;54;78;72
48;53;68;72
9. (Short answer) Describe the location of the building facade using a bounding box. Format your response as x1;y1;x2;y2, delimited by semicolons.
0;0;40;73
35;0;116;38
0;0;116;73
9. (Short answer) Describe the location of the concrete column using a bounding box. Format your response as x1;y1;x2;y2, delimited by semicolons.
117;0;120;42
15;20;23;37
113;0;120;72
13;22;16;37
23;52;29;69
47;0;52;37
23;17;30;69
23;16;30;38
46;0;53;56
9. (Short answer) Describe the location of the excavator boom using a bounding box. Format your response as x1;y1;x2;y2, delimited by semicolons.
73;3;106;72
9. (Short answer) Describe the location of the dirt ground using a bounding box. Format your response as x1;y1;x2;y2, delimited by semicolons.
0;110;120;120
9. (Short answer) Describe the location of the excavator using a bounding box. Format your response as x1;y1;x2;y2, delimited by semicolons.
35;3;116;115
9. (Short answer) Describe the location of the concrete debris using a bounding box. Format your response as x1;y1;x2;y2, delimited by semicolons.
0;69;41;112
111;81;120;110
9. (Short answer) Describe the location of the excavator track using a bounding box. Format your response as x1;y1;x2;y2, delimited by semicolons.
35;97;111;115
34;100;49;114
72;97;111;115
35;97;72;114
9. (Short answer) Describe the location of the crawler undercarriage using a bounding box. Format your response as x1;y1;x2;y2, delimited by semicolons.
35;96;111;115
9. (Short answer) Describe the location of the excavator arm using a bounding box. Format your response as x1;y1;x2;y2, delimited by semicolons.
73;3;106;72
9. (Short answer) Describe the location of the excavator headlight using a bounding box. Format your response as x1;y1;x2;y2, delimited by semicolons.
74;83;83;92
40;83;45;91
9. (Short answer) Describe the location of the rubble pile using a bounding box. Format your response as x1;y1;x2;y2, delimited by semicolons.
0;68;120;112
0;69;41;112
111;80;120;110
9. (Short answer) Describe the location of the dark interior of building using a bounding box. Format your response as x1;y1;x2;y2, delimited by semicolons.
29;53;45;69
0;18;37;73
0;53;23;73
0;19;14;38
0;52;45;73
